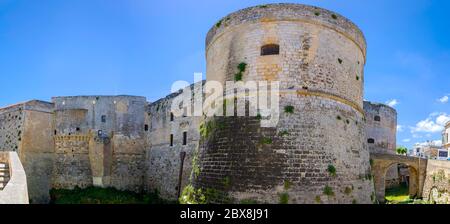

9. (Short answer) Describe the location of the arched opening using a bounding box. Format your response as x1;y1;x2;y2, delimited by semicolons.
384;163;418;204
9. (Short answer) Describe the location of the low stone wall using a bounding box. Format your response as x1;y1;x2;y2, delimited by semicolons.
0;152;29;204
422;160;450;203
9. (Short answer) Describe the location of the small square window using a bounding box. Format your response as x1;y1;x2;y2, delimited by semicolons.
101;115;107;123
374;116;381;122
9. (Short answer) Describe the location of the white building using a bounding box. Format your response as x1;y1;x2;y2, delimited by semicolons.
411;140;444;160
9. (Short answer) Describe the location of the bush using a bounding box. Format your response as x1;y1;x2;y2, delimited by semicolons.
327;165;337;177
279;193;289;204
324;185;334;196
284;105;294;114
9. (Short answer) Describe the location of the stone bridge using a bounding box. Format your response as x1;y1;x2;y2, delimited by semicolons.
371;153;427;203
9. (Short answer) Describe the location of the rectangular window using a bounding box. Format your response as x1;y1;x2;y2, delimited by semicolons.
170;134;174;147
183;132;187;145
101;115;107;123
144;124;149;131
170;113;174;122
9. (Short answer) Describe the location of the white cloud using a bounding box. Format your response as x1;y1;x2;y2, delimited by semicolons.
397;125;404;132
415;140;442;147
386;99;399;107
438;95;449;103
411;113;450;133
436;114;450;126
402;139;411;143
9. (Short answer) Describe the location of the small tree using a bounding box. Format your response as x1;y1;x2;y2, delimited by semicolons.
396;146;408;156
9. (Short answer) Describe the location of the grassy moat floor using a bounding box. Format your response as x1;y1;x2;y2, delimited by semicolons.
384;184;427;204
50;185;431;204
50;187;177;204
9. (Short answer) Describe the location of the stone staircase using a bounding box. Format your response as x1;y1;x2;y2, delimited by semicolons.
0;163;9;191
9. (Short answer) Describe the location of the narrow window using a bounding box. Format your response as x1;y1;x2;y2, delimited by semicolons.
144;124;149;132
170;112;174;122
374;115;381;122
183;132;187;145
101;115;107;123
54;130;57;135
261;44;280;56
170;134;174;147
368;138;375;144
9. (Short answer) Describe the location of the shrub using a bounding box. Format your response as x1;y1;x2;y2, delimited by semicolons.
324;185;334;196
279;130;289;137
237;62;247;72
279;193;289;204
344;187;352;195
260;137;273;145
234;73;243;81
284;105;294;114
327;165;337;177
315;196;322;203
332;14;338;19
284;180;292;190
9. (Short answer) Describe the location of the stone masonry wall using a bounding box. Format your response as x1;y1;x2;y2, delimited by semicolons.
0;101;54;203
363;101;397;154
194;4;374;204
0;104;25;153
52;135;92;189
145;85;202;200
422;160;450;203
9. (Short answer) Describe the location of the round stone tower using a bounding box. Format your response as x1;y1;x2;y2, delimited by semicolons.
194;4;374;204
363;101;398;155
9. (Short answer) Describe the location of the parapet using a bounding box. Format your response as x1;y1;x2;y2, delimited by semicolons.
206;3;366;59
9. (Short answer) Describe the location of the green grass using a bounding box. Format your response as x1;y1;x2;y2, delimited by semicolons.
385;184;411;204
50;187;176;204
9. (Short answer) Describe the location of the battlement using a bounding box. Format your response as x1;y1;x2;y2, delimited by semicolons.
363;101;398;115
206;3;366;59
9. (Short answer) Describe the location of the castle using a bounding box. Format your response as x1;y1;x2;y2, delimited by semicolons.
0;4;399;204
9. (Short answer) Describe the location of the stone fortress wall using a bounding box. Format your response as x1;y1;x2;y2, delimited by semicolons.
0;3;410;204
363;101;399;188
194;4;374;204
145;84;202;200
363;101;397;154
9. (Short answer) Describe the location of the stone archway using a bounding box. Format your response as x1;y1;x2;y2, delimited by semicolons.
371;153;427;203
383;163;418;199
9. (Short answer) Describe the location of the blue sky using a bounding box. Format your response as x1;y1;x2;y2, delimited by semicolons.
0;0;449;149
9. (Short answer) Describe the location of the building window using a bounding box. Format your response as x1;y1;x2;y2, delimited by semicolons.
101;115;107;123
76;127;81;132
183;132;187;145
261;44;280;56
144;124;149;132
170;112;174;122
54;130;57;135
374;115;381;122
368;138;375;144
170;134;174;147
